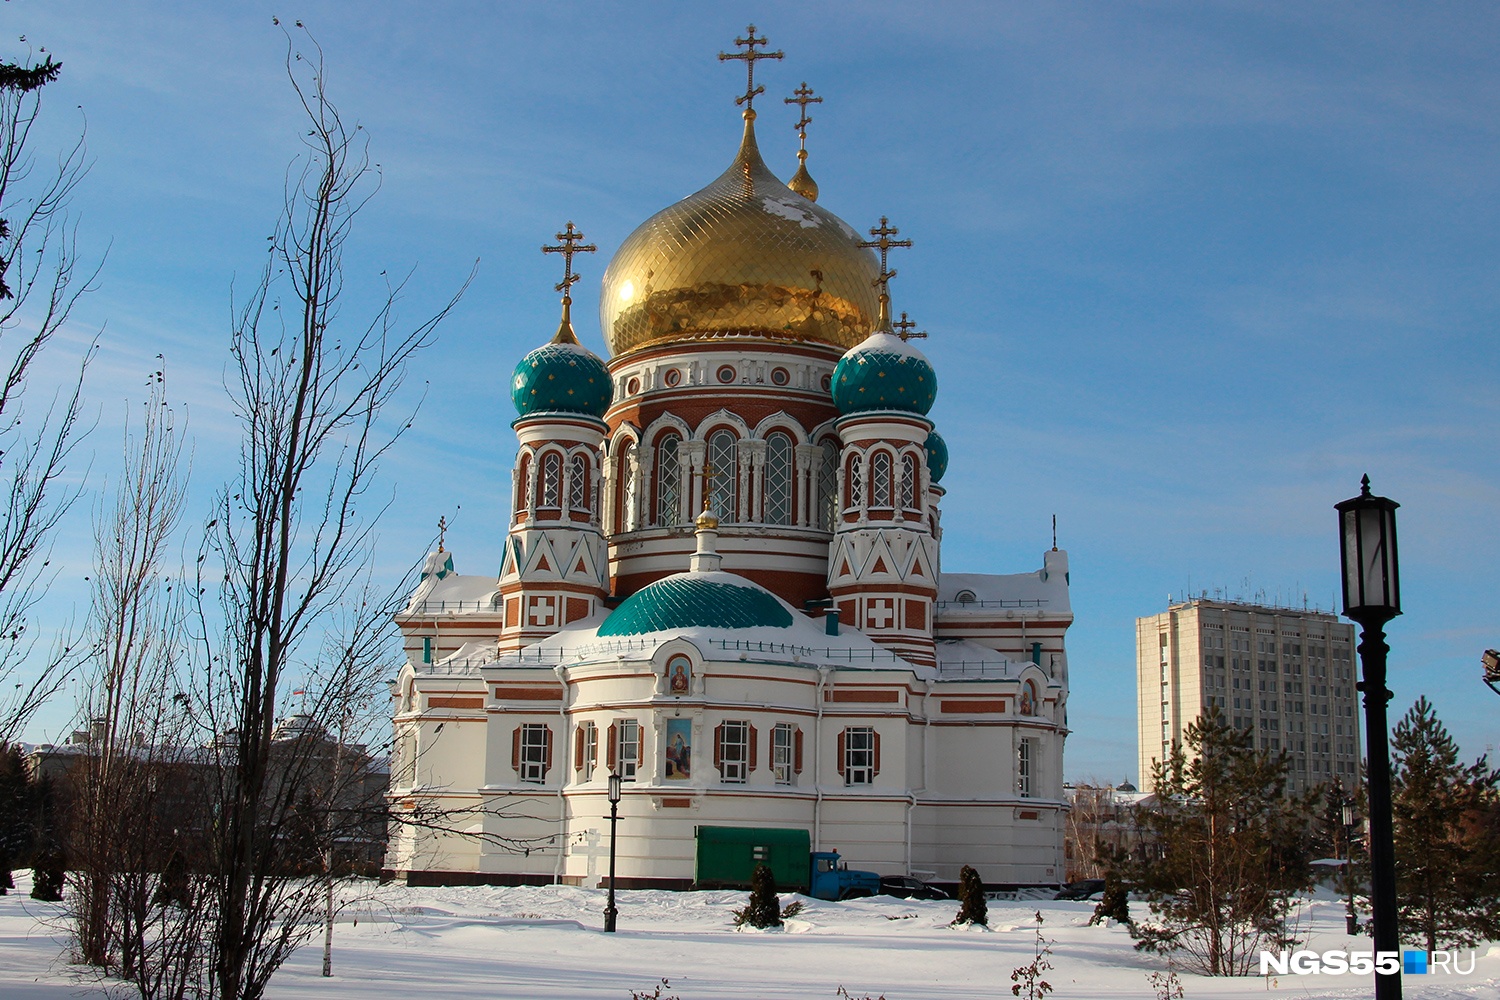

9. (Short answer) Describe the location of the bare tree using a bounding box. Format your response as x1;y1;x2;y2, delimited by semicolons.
69;372;203;999
0;47;98;744
189;28;468;1000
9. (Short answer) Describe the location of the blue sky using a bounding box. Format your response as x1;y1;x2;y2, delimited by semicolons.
8;2;1497;779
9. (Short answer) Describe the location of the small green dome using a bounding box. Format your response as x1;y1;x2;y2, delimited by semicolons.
511;341;612;418
924;430;948;483
598;574;794;636
831;331;937;415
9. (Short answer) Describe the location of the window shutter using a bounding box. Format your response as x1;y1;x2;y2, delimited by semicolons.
574;726;585;771
748;725;759;771
713;722;724;772
512;727;522;772
607;722;617;770
794;727;804;774
544;726;554;775
873;730;881;777
836;729;846;777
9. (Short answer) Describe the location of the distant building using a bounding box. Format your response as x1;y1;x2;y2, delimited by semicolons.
1062;780;1153;880
1135;599;1361;795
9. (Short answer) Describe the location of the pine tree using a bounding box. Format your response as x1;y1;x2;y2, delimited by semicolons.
952;864;987;926
1121;707;1312;975
1391;697;1500;951
739;862;782;928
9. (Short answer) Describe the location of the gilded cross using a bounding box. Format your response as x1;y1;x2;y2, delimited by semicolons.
437;515;447;552
541;221;597;298
718;25;783;111
858;216;913;294
785;82;822;152
893;312;928;343
700;461;721;512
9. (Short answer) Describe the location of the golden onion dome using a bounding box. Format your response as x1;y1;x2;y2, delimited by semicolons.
599;112;880;357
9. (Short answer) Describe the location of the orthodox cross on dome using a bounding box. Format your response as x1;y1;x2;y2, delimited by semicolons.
542;221;597;301
892;311;928;343
719;25;783;113
699;461;721;513
859;216;913;299
437;515;447;552
785;81;821;155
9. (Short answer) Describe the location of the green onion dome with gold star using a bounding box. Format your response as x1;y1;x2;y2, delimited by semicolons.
831;316;938;416
924;429;948;483
510;297;613;419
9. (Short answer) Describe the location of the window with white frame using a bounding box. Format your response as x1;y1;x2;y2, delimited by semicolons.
871;451;893;508
817;440;839;529
616;718;640;780
843;726;875;785
619;440;639;532
569;453;589;513
764;432;794;525
655;434;680;526
772;722;797;786
518;724;550;784
1017;737;1037;798
541;452;562;508
844;453;863;512
707;430;738;520
580;721;598;781
899;453;917;509
718;720;749;784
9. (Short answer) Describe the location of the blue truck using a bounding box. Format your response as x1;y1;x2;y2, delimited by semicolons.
693;825;882;900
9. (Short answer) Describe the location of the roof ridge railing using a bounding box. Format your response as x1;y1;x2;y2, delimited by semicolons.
934;598;1048;609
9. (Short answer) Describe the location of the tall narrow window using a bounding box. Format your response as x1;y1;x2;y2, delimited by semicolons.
421;636;432;664
1018;737;1037;798
772;723;798;786
655;434;680;526
716;720;750;784
515;724;551;784
569;454;589;513
842;726;875;785
577;721;598;781
899;453;917;509
871;451;893;508
844;453;863;512
616;719;640;780
541;452;562;508
764;432;793;525
707;430;737;521
619;441;639;531
817;440;839;529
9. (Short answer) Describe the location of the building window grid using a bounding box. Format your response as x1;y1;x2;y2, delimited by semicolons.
617;719;640;781
1018;738;1037;798
772;723;795;786
541;453;562;508
569;453;589;512
707;430;737;520
844;726;875;785
764;433;794;525
582;721;598;781
656;435;680;526
720;720;749;784
817;441;839;530
871;451;893;508
519;724;549;784
899;453;917;509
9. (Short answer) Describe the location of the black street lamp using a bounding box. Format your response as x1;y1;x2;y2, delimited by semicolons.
1342;800;1358;936
1335;474;1402;1000
604;771;621;933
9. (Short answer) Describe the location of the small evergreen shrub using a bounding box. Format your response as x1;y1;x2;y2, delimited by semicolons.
780;899;804;920
951;864;987;926
733;862;783;928
31;848;64;902
1090;872;1132;927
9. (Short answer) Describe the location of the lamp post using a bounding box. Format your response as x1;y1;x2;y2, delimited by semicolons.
604;772;621;932
1342;800;1358;935
1335;474;1402;1000
1482;649;1500;697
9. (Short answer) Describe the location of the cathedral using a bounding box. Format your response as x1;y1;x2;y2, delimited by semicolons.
386;29;1073;889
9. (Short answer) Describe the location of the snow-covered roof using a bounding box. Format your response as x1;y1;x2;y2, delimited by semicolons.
405;570;499;615
937;549;1071;616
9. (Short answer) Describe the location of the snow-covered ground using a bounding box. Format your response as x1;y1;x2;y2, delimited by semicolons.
2;874;1496;999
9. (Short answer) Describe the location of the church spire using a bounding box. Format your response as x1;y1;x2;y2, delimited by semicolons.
859;216;913;331
541;221;597;345
785;81;822;202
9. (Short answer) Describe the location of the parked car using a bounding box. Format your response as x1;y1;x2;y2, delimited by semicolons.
879;875;952;901
1053;878;1106;901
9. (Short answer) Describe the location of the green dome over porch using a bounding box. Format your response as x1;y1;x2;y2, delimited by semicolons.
597;574;794;636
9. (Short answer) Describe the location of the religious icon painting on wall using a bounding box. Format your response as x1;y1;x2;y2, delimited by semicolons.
665;718;692;780
666;654;692;695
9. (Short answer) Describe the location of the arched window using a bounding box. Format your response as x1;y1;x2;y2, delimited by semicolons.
619;440;639;531
569;453;590;513
540;452;562;508
844;452;863;512
655;434;681;526
515;452;531;517
871;451;893;508
764;432;793;525
817;440;839;530
707;430;737;521
899;453;917;509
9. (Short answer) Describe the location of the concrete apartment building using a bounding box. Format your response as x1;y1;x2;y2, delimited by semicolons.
1136;598;1361;795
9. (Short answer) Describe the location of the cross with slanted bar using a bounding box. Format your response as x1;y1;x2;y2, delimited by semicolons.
859;216;913;293
542;221;597;297
719;25;783;111
893;312;928;343
785;81;822;151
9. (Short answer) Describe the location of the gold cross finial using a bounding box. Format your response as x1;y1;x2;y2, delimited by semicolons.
858;216;914;296
893;312;928;343
437;515;447;552
785;81;822;154
700;461;721;513
541;221;597;301
718;25;783;114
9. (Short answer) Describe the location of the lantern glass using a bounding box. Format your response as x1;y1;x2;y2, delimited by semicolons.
1336;478;1400;622
608;772;622;803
